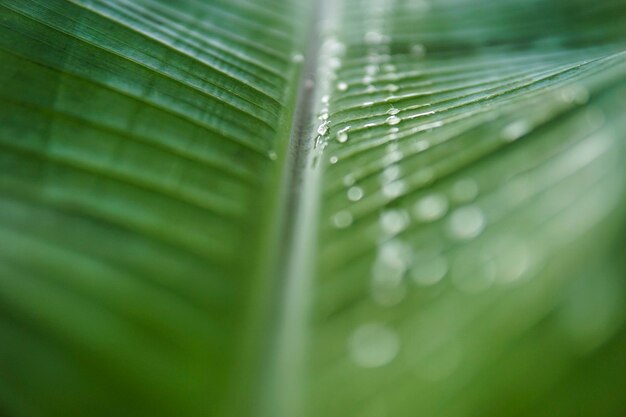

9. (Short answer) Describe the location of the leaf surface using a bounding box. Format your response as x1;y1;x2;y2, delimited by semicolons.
0;0;625;417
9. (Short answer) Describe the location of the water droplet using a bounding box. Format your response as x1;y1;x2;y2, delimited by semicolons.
371;240;410;306
343;174;356;186
382;151;403;167
414;140;429;151
448;206;486;240
387;107;400;115
383;181;405;199
348;323;399;368
268;151;277;161
411;43;426;57
415;168;435;185
362;101;375;108
332;211;353;228
329;57;342;70
364;31;384;45
329;155;339;164
386;115;401;126
372;259;405;285
491;237;531;284
362;75;375;85
336;126;350;143
291;53;304;63
317;121;329;136
387;84;399;93
381;165;401;183
559;84;589;105
451;178;478;203
365;64;379;75
321;95;330;104
411;253;448;286
347;186;364;201
337;81;348;91
377;239;411;274
371;279;407;307
501;120;531;142
380;209;409;235
414;193;448;221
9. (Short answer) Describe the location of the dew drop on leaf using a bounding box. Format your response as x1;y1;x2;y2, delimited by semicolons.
365;64;379;75
364;31;384;45
451;178;479;202
387;84;399;92
380;165;401;183
380;209;409;235
448;206;486;240
411;253;448;286
414;140;429;151
371;240;409;307
332;211;353;229
383;150;403;165
411;43;427;57
382;181;406;199
501;120;531;142
386;115;401;125
348;323;399;368
559;84;589;105
371;283;407;307
336;126;350;143
343;173;356;187
414;193;448;222
347;186;364;201
317;121;329;135
362;75;375;84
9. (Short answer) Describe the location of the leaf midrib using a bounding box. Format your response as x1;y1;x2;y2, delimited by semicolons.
221;1;342;416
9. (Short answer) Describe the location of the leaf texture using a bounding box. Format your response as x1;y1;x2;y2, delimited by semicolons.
307;0;626;416
0;0;306;416
0;0;625;417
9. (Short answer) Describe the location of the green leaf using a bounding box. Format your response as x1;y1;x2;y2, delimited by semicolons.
0;1;625;417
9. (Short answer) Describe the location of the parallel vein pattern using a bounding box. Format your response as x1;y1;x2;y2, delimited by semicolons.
309;0;626;416
1;0;626;417
0;1;304;416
